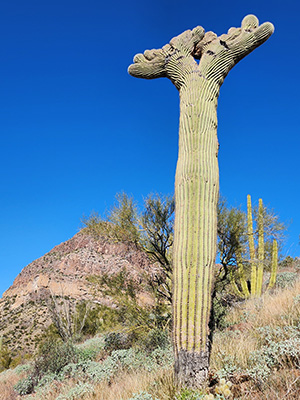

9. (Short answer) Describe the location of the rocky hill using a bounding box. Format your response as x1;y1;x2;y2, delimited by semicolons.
0;231;157;358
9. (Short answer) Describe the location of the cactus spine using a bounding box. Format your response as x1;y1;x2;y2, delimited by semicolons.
128;16;273;388
232;195;278;298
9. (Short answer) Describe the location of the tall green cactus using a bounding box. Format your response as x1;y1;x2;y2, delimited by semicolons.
247;194;257;296
232;195;278;298
128;16;273;387
256;198;265;296
268;239;278;290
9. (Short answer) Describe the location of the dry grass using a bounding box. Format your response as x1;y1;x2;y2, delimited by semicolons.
210;281;300;398
2;281;300;400
0;368;175;400
227;280;300;329
0;369;20;400
236;368;300;399
86;368;174;400
210;328;257;371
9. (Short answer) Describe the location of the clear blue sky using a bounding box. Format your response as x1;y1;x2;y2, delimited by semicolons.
1;0;299;296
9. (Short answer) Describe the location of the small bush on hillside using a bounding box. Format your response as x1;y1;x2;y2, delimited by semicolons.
279;256;300;270
76;336;104;361
276;272;298;289
140;328;170;353
34;339;78;379
128;391;159;400
88;269;172;351
0;337;12;370
14;339;78;395
211;294;234;331
55;382;94;400
246;325;300;381
14;363;33;375
62;346;173;383
14;375;34;395
103;332;134;353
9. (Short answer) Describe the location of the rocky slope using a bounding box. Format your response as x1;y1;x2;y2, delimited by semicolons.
0;231;157;357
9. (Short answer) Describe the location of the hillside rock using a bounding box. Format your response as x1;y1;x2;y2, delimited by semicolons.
0;231;157;357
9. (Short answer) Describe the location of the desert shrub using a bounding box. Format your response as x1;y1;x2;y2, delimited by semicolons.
0;338;12;370
55;382;94;399
246;325;300;381
47;293;100;343
174;384;232;400
103;332;134;353
217;351;241;379
293;294;300;305
61;346;173;386
35;372;61;388
210;294;233;331
34;339;78;379
76;336;104;361
82;193;140;244
140;328;170;353
89;270;172;350
174;387;202;400
14;339;78;395
14;363;33;375
276;272;298;289
128;391;159;400
279;256;300;270
61;349;141;383
148;346;174;369
14;375;34;395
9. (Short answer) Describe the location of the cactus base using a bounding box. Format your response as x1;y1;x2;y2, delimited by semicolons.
174;349;210;388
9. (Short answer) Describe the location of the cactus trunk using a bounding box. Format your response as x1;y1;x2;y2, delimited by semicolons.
268;239;278;290
173;78;219;385
128;15;273;388
256;198;265;295
247;195;257;296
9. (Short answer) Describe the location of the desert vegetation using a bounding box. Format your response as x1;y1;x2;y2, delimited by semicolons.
1;263;300;399
1;190;299;399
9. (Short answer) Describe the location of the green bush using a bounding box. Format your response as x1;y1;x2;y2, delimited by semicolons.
14;338;78;395
128;391;159;400
76;336;104;361
276;272;298;289
0;337;12;370
140;328;170;352
14;375;34;395
34;339;78;379
246;325;300;381
55;382;94;399
103;332;134;352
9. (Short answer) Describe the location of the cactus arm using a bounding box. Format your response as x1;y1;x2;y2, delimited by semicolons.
127;49;167;80
129;15;273;388
229;253;250;299
256;199;264;296
128;15;274;88
247;195;257;296
237;255;250;298
230;270;245;298
128;27;205;85
268;239;278;290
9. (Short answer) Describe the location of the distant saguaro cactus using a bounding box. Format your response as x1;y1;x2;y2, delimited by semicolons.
231;195;278;298
128;15;274;387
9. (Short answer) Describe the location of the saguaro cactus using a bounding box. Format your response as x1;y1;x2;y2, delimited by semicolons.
231;195;278;299
128;15;274;387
